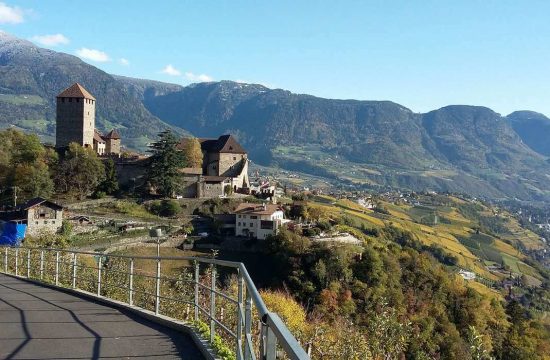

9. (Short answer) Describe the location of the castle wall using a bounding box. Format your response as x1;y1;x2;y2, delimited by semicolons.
205;152;221;176
55;97;95;148
82;99;95;147
219;153;247;177
106;138;121;155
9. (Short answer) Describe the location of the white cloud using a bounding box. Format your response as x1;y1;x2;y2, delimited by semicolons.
31;33;69;46
0;2;24;24
185;72;213;82
119;58;129;66
76;47;110;62
161;64;181;76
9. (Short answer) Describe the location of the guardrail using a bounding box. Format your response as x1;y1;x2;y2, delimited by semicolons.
0;246;309;360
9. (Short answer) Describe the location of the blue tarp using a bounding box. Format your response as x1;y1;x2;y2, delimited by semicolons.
0;222;26;246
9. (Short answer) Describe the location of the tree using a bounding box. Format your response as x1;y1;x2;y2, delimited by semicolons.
55;142;105;199
0;129;57;203
14;162;54;199
147;130;186;197
181;137;203;168
99;158;119;195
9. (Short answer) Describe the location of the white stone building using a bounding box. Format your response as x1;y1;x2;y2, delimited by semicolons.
234;203;286;239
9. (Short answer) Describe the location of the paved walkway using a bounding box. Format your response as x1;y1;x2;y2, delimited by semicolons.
0;273;204;359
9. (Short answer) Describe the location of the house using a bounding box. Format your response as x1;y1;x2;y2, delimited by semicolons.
234;203;286;239
0;198;64;238
458;269;476;281
176;135;250;198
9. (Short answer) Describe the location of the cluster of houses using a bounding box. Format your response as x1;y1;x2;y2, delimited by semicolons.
1;83;292;244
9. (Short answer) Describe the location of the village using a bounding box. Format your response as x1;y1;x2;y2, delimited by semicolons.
0;83;367;252
1;82;550;359
1;83;549;300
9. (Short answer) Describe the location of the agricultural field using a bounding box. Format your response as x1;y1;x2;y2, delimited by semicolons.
306;194;545;285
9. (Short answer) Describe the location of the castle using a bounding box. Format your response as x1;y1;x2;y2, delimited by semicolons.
55;83;121;156
176;135;250;197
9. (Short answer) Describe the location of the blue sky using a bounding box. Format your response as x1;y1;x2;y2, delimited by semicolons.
1;0;549;116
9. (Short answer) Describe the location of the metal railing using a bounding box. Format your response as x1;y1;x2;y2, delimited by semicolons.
0;246;309;360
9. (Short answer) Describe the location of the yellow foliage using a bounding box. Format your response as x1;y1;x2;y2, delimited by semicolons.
260;290;308;336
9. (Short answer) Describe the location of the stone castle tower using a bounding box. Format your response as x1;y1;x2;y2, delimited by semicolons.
55;83;96;149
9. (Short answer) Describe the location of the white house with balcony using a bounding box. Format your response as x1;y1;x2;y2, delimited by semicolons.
234;203;286;239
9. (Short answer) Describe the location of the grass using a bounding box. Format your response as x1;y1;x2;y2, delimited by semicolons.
98;200;158;220
0;94;46;105
114;247;205;276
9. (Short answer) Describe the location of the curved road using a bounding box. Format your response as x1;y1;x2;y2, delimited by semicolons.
0;274;204;359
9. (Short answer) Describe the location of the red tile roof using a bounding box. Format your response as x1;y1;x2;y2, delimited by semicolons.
103;129;121;139
57;83;96;100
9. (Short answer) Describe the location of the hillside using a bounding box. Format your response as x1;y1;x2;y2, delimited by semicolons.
143;81;550;201
305;193;547;287
508;110;550;157
0;31;186;149
2;31;550;201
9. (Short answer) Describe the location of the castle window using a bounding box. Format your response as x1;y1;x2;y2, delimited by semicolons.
233;157;236;160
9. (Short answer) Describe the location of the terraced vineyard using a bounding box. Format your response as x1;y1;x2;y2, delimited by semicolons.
306;193;546;293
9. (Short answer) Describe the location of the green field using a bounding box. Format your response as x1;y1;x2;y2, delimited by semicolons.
0;94;46;105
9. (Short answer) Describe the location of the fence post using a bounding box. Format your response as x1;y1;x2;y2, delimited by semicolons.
237;270;244;360
244;290;253;360
155;258;161;315
26;249;30;278
55;251;59;286
261;318;277;360
40;250;44;280
129;258;134;306
210;265;217;344
15;248;18;276
194;261;199;321
72;253;77;289
97;256;102;296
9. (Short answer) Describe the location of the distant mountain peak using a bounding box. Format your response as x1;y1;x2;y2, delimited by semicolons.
0;30;35;48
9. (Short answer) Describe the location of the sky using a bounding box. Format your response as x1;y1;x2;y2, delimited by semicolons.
0;0;549;116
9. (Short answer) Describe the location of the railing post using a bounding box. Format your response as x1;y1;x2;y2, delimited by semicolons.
244;291;253;360
261;318;277;360
40;250;44;280
210;265;217;344
72;253;77;289
237;270;245;360
55;251;59;286
129;258;134;306
155;258;161;315
97;256;102;296
4;247;7;273
194;261;199;321
26;249;30;278
15;248;18;276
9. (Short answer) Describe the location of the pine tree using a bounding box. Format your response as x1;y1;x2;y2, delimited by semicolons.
99;158;119;195
147;130;185;197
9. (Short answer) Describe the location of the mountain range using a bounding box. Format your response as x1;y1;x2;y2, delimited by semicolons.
1;31;550;201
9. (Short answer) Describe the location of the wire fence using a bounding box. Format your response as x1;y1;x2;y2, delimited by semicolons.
0;246;309;360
